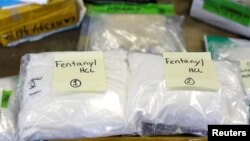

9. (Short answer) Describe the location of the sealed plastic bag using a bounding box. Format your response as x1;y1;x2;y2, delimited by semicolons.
18;51;129;141
0;76;18;91
190;0;250;37
205;35;250;116
126;53;248;136
80;14;185;53
205;35;250;60
0;76;19;141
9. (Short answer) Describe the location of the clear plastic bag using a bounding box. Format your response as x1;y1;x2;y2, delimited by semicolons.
79;14;186;54
0;76;18;91
17;51;129;141
215;47;250;61
205;35;250;116
0;76;19;141
126;53;248;136
204;35;250;60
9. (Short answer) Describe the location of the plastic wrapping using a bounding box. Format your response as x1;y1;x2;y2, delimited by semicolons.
0;76;19;141
204;35;250;60
79;14;186;54
17;51;129;141
212;47;250;103
190;0;250;37
126;53;248;136
205;35;250;120
0;76;18;91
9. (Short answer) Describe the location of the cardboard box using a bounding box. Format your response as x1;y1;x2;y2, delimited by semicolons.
0;0;79;47
52;137;207;141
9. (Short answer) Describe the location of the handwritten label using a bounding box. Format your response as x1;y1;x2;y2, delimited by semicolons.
203;0;250;26
28;76;43;96
240;60;250;88
53;52;106;92
1;15;76;45
163;52;220;91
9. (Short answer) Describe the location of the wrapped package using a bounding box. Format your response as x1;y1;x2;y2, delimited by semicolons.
190;0;250;37
205;35;250;117
18;51;129;141
0;0;86;47
126;53;248;136
79;12;185;53
0;76;19;141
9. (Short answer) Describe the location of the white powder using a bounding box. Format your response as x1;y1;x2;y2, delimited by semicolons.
214;47;250;118
18;51;129;141
84;14;186;53
127;53;248;135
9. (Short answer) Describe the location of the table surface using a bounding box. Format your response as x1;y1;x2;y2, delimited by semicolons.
0;0;246;77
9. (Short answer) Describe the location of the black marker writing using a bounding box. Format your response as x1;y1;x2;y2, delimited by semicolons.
189;68;203;73
80;68;95;73
29;77;43;89
55;60;97;68
70;79;82;88
165;58;204;67
184;78;195;85
29;90;42;96
28;77;43;96
241;63;250;78
55;59;97;73
2;16;76;43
